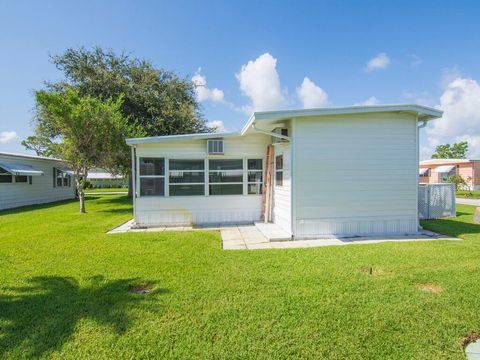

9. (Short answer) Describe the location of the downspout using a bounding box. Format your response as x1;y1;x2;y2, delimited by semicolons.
131;145;137;223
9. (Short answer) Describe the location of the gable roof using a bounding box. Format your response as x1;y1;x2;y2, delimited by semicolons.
126;104;443;145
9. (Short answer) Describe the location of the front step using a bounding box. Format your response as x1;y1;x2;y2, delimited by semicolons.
254;222;292;242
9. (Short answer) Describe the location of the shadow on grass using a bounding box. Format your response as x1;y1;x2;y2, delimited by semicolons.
0;276;167;358
422;218;480;238
95;196;132;206
0;199;78;216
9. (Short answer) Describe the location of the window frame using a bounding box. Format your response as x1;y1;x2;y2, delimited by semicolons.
208;158;244;196
275;154;284;187
168;158;206;196
0;166;13;184
247;158;263;195
138;157;166;196
54;168;72;188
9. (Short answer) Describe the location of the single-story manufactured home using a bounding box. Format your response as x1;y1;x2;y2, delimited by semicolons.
0;152;76;211
419;158;480;190
87;169;127;188
126;104;442;239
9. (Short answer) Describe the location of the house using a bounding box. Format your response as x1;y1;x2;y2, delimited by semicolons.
126;104;442;239
419;159;480;190
0;152;76;211
87;169;127;188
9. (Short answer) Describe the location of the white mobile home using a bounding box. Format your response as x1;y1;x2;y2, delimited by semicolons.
126;105;442;239
0;152;76;211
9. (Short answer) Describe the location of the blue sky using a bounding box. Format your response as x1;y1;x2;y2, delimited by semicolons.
1;0;480;159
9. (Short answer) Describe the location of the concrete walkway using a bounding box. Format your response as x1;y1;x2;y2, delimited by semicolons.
457;198;480;206
108;219;460;250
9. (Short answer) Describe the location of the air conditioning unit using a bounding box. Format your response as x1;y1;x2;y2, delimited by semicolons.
207;138;224;154
272;128;289;143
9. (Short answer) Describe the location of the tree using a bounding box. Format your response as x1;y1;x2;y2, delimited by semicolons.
33;88;139;213
21;136;55;157
42;47;211;193
431;141;469;159
447;174;468;191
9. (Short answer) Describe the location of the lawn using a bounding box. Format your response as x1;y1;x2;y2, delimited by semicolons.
457;189;480;198
1;196;480;359
85;187;128;193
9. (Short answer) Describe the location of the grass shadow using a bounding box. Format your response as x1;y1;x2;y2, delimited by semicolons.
421;218;480;238
0;199;78;216
0;276;167;358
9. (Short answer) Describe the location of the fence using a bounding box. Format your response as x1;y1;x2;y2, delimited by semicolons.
419;183;456;220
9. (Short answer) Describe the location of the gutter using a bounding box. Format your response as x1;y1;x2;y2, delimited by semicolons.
251;123;291;141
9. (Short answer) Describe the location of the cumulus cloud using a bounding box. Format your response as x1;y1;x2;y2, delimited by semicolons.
192;70;224;103
364;53;390;72
423;76;480;158
296;77;328;108
0;131;17;144
236;53;286;113
355;96;379;106
207;120;227;133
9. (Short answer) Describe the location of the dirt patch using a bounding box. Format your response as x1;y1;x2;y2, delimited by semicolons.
461;332;480;348
129;283;154;295
417;283;443;293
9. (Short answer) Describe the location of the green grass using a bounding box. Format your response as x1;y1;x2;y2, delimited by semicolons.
457;189;480;198
85;187;128;193
1;197;480;359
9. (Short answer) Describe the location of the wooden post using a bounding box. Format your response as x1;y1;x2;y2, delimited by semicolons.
262;144;274;223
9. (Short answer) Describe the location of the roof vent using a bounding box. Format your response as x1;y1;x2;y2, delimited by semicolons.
207;139;224;154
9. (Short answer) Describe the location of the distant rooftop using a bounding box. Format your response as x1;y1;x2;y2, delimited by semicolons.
420;158;478;165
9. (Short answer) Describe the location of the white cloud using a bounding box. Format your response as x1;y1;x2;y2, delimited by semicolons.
408;54;423;67
364;53;390;72
192;70;224;103
0;131;17;144
207;120;227;133
355;96;379;106
423;76;480;158
236;53;286;113
296;77;328;108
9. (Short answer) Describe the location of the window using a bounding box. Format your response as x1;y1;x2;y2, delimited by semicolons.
0;167;12;183
208;159;243;195
275;155;283;186
247;159;263;194
169;159;204;196
139;158;165;196
54;168;71;188
15;175;29;183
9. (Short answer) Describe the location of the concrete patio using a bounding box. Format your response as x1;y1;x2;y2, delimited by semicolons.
108;220;460;250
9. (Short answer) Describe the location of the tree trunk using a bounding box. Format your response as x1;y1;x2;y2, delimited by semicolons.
79;190;86;213
127;173;133;198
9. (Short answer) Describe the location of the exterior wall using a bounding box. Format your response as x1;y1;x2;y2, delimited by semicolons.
134;133;270;226
0;155;76;211
272;142;291;234
293;112;419;238
419;161;479;190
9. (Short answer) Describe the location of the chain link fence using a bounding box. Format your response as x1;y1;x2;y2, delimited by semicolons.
419;183;456;220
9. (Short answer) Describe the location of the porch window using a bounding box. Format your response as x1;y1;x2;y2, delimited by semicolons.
275;155;283;187
209;159;243;195
247;159;263;194
139;158;165;196
169;159;205;196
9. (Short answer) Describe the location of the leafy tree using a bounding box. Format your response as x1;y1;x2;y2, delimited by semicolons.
33;88;140;213
447;174;468;191
24;47;210;194
431;141;469;159
21;136;55;157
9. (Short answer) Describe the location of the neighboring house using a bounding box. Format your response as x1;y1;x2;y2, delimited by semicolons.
0;152;75;211
87;169;127;188
126;104;442;239
419;158;480;190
